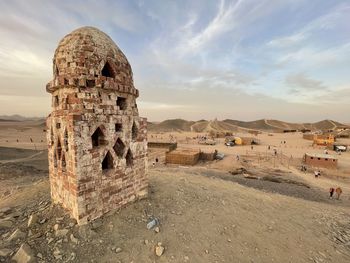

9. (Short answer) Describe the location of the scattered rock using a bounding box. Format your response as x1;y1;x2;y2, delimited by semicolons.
0;207;12;215
147;218;159;230
69;252;76;261
155;242;165;257
8;229;26;242
36;253;43;259
154;226;160;233
47;238;54;244
39;218;46;224
56;217;64;222
144;239;149;245
205;249;209;254
115;247;122;254
70;234;79;244
53;224;59;231
55;229;69;238
78;225;97;240
53;247;62;260
0;248;13;257
184;256;189;262
0;219;13;229
91;219;103;230
27;214;38;228
12;243;35;263
10;211;22;218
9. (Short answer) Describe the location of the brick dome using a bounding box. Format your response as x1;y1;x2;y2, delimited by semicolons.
47;26;137;96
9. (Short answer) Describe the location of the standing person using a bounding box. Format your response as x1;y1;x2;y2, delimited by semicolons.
236;154;240;161
329;187;335;199
335;187;342;200
251;145;253;150
314;171;318;178
268;145;271;150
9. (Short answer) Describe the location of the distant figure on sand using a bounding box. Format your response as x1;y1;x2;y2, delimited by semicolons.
335;187;342;200
301;165;307;172
314;170;320;178
329;187;335;199
236;155;240;161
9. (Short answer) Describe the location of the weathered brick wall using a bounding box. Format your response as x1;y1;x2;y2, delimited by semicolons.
304;155;338;169
165;150;200;165
148;142;177;151
46;27;148;224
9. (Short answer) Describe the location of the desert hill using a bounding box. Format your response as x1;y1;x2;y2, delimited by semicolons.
148;118;349;133
0;115;44;122
147;119;195;132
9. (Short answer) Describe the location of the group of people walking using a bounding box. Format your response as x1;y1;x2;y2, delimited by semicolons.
329;187;342;200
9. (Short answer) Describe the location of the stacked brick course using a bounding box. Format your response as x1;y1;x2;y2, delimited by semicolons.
46;27;148;224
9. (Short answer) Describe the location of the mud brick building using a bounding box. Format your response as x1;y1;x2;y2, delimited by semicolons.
304;153;338;169
46;27;148;224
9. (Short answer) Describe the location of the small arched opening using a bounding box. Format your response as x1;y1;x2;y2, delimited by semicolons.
64;129;69;151
91;127;105;148
102;151;114;171
53;152;58;168
132;122;138;141
126;149;133;167
57;138;62;160
61;153;66;171
50;128;54;145
101;61;115;78
113;138;125;158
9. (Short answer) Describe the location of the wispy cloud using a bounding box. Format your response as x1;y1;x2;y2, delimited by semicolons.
268;3;350;48
285;73;328;94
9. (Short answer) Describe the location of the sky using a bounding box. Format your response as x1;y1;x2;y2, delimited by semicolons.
0;0;349;122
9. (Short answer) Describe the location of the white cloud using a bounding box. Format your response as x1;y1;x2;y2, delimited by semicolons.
268;3;350;48
285;73;328;94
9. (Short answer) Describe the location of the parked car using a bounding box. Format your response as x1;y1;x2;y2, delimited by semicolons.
215;153;225;160
225;141;235;146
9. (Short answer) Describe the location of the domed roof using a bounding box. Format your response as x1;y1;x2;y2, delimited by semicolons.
54;26;130;75
47;26;137;96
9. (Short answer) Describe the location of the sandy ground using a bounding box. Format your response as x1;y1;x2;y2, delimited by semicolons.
1;157;350;262
1;122;350;262
148;131;350;175
0;120;46;150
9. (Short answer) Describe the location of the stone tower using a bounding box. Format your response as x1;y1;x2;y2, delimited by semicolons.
46;27;148;225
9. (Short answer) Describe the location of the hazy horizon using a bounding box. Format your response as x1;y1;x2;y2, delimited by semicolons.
0;0;349;122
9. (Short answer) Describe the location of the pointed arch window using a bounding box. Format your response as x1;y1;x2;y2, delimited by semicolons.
132;122;138;141
101;61;115;78
57;138;62;160
102;151;114;170
64;129;69;151
126;149;133;167
91;127;105;148
61;153;66;171
113;138;125;158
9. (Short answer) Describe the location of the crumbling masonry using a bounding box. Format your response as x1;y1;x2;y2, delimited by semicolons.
46;27;148;224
